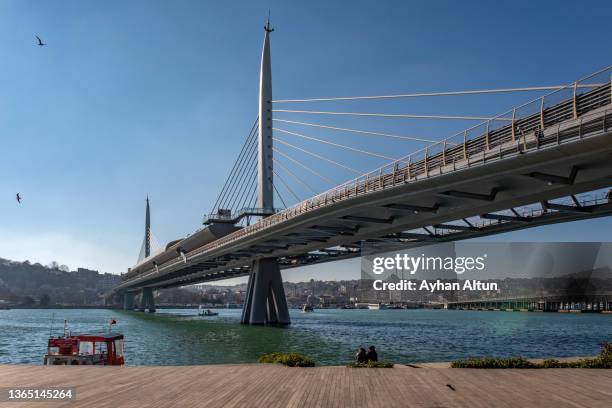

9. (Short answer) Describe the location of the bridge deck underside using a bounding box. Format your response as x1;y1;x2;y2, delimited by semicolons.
116;85;612;293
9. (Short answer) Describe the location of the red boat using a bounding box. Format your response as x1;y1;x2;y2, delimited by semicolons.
43;320;125;366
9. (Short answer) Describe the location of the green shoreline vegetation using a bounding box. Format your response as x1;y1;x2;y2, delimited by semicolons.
258;352;316;367
257;344;612;369
257;352;394;368
451;342;612;368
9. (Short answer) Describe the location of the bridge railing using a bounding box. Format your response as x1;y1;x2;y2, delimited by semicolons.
203;207;282;224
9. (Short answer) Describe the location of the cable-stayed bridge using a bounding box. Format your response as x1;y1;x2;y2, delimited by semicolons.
110;21;612;325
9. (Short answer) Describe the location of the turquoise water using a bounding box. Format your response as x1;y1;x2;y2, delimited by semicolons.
1;308;610;365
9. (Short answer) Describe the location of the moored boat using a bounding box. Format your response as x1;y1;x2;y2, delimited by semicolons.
198;305;219;316
43;320;124;366
368;303;387;310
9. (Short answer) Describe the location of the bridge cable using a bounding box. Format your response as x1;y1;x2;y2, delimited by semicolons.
211;119;258;212
274;127;398;161
218;130;258;210
218;131;258;211
273;109;510;121
211;118;258;211
272;169;301;203
247;183;258;209
273;147;337;185
271;84;603;103
273;157;317;195
273;138;363;175
272;182;288;208
223;140;258;211
234;162;258;211
239;169;258;211
226;157;257;212
273;118;441;144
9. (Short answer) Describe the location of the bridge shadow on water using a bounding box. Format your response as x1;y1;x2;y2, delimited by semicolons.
116;309;348;366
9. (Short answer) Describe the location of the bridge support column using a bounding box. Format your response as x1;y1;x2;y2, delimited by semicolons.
141;287;156;313
241;258;290;325
123;292;135;310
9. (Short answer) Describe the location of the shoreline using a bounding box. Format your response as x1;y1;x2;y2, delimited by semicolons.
4;306;612;312
411;355;595;368
0;356;597;373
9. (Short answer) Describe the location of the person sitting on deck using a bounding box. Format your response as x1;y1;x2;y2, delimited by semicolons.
355;347;367;363
366;345;378;362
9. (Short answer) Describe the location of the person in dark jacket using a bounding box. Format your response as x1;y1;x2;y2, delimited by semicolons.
366;345;378;362
355;347;367;363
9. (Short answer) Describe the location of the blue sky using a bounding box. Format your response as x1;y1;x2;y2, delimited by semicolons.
0;0;610;282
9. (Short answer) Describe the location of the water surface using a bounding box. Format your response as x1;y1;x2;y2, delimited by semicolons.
1;308;610;365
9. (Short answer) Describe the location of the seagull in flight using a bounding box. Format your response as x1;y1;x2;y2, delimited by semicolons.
16;193;22;204
35;35;46;46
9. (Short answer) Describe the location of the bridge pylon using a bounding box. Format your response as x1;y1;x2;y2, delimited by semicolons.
241;18;290;325
133;198;156;312
139;287;156;313
241;258;290;324
122;291;135;310
144;196;151;258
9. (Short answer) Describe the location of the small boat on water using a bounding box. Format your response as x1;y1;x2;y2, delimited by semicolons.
301;304;314;312
43;319;124;366
368;303;387;310
198;305;219;316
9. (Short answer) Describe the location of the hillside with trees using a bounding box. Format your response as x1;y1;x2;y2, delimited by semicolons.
0;258;121;307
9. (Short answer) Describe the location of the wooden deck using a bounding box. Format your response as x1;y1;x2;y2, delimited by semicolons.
1;364;611;407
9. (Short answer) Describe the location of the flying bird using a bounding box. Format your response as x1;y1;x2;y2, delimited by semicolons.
35;35;46;46
16;193;22;204
446;384;456;391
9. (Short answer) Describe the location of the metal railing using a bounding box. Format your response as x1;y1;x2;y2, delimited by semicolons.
203;207;282;224
432;193;610;237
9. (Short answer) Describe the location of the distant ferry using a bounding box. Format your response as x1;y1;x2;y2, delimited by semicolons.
368;303;387;310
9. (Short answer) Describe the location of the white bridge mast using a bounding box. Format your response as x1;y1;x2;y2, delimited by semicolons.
257;19;274;211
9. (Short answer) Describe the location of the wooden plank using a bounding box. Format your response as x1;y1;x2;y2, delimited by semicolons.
1;365;612;408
